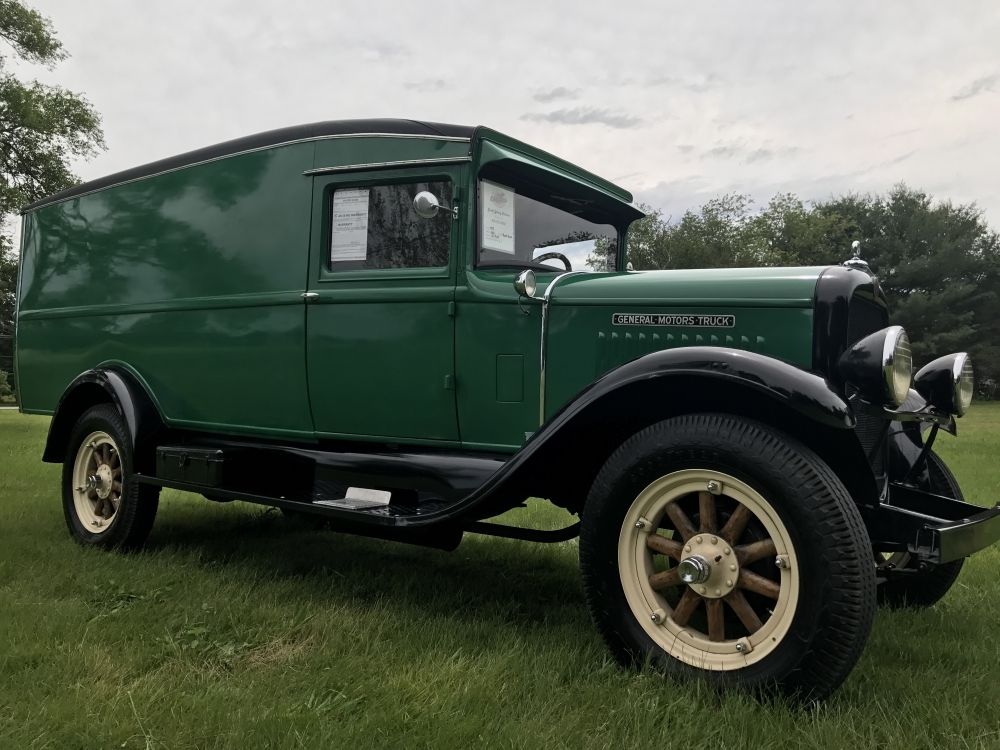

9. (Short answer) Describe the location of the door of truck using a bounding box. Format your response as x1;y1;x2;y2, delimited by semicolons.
305;166;462;442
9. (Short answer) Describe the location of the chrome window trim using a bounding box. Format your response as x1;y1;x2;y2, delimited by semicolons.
304;156;472;176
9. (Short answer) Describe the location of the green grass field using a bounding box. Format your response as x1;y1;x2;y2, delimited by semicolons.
1;406;999;749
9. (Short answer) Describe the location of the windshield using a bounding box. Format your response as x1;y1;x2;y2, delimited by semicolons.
477;173;619;272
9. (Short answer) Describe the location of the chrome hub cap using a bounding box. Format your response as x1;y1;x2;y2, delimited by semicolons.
676;555;711;585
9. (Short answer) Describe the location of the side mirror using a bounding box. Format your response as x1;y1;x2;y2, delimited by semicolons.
514;269;537;298
413;191;443;219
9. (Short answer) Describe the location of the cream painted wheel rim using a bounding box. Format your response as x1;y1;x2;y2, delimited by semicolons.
619;469;799;671
72;431;123;534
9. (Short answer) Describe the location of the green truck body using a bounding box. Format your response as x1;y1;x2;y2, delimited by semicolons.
18;124;817;450
15;119;997;701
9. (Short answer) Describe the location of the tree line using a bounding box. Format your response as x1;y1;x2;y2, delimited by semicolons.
626;189;1000;397
0;0;104;401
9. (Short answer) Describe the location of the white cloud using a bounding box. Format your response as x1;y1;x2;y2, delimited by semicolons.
15;0;1000;233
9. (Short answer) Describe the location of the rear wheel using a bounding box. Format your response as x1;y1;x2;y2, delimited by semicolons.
877;450;965;608
580;414;876;701
62;404;160;550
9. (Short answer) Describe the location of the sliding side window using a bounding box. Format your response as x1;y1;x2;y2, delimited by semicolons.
328;181;453;271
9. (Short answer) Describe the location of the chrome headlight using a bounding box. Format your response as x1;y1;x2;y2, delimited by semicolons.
838;325;912;407
882;327;912;407
514;269;537;298
914;352;974;416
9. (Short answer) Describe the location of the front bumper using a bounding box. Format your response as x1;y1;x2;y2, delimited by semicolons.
865;483;1000;564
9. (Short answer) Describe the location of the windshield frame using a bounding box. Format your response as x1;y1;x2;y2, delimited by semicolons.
473;161;625;274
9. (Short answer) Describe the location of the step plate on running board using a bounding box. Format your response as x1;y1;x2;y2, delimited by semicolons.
313;487;392;511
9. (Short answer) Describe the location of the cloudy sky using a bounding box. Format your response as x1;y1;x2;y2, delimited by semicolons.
16;1;1000;231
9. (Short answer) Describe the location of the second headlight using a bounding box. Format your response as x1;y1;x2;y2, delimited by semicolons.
914;352;974;416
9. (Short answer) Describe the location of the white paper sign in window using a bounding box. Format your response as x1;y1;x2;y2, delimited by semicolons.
330;188;370;262
480;180;515;254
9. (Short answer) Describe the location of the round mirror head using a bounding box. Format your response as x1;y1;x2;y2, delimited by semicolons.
514;269;537;298
413;191;441;219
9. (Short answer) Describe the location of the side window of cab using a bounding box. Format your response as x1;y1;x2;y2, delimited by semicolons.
328;181;453;271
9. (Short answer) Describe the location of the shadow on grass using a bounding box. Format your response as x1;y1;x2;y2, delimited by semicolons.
143;500;588;631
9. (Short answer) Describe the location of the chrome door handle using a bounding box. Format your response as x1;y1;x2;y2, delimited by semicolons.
302;292;319;302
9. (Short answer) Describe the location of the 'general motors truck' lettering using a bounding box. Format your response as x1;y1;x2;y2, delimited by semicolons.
611;313;736;328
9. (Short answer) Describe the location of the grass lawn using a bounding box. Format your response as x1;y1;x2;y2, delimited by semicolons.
1;406;998;749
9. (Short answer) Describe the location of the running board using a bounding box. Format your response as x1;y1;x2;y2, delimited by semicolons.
133;474;580;549
132;473;465;550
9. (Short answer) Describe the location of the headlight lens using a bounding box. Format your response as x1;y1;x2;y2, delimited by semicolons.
954;353;974;416
883;327;912;407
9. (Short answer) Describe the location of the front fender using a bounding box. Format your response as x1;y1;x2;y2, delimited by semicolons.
554;346;855;431
43;367;165;473
440;347;867;521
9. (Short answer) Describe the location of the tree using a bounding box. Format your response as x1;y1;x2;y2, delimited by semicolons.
815;187;1000;387
744;193;849;267
624;203;669;270
624;186;1000;390
0;368;12;401
0;0;105;398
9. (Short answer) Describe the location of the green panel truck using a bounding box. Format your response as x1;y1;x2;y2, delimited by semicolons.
15;119;999;700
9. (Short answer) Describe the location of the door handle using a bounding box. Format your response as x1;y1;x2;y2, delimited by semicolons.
302;292;319;302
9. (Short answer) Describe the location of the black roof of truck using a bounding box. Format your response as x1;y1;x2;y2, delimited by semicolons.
23;119;475;212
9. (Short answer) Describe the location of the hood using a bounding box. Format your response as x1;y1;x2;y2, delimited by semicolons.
548;266;829;308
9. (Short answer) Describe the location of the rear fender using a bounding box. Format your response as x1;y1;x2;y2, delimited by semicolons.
43;367;165;473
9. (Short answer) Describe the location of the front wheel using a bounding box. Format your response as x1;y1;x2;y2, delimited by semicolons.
62;404;160;550
580;414;876;701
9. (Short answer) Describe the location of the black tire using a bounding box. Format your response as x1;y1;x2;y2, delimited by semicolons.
62;404;160;550
580;413;876;702
877;450;965;608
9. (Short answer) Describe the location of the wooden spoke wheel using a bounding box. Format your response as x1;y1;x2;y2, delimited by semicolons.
580;414;876;701
71;430;124;534
61;404;160;550
619;470;798;671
